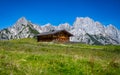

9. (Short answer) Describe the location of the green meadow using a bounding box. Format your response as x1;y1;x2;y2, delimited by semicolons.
0;38;120;75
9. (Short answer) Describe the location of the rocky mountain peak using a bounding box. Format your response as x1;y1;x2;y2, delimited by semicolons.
57;23;71;31
75;17;94;23
0;17;42;40
0;16;120;45
43;23;52;26
106;24;117;30
41;23;55;32
73;17;95;29
14;17;28;27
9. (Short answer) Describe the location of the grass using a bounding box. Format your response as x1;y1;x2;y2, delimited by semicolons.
0;38;120;75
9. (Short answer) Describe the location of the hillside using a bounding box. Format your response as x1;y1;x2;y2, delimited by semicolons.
0;38;120;75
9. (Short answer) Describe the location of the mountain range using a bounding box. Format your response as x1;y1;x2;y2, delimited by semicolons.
0;17;120;45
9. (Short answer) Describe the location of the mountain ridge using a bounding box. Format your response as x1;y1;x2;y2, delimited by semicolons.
0;17;120;45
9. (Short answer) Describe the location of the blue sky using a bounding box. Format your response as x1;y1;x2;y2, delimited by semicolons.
0;0;120;29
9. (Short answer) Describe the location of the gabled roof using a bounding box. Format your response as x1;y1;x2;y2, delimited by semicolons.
37;30;73;36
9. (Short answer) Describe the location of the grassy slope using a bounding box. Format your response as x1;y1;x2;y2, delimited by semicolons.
0;38;120;75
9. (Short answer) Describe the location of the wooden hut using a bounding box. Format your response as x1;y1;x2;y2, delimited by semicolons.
37;30;73;42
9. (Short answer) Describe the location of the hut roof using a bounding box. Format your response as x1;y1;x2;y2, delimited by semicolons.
37;30;73;36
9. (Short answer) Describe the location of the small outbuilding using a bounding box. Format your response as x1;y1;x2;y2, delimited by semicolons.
37;30;73;42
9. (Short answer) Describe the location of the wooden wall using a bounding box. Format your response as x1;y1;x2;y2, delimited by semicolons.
37;31;70;42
